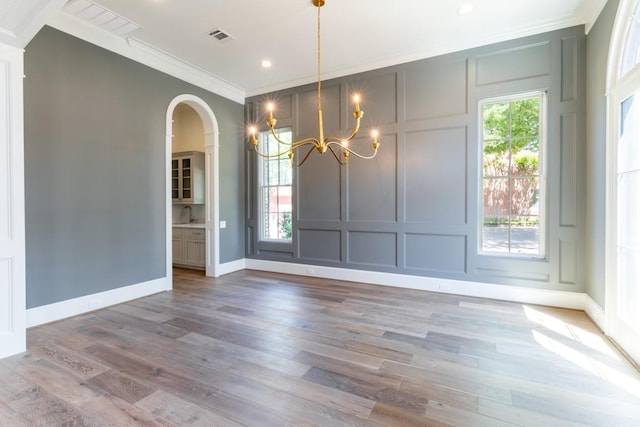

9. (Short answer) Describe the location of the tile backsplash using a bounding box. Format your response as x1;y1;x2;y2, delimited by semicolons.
173;204;205;224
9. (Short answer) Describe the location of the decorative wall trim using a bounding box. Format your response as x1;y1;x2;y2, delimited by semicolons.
26;277;169;328
245;259;586;310
48;13;245;104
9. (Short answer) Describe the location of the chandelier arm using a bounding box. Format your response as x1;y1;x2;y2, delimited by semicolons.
291;138;322;150
326;144;347;165
252;145;294;158
297;145;319;166
325;139;379;160
340;146;380;160
268;126;296;147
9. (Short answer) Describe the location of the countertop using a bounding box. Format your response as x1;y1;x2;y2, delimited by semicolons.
172;223;205;229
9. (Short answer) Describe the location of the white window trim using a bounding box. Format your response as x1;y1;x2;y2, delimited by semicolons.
477;91;547;259
257;127;293;243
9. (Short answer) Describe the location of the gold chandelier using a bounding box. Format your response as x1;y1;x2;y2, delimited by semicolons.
249;0;380;166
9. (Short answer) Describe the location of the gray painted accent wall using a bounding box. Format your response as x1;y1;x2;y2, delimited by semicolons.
24;26;244;309
586;0;620;308
246;26;588;293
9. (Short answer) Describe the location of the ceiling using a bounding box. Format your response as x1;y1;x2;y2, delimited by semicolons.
2;0;610;100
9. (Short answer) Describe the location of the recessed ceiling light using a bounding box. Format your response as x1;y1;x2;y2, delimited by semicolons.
458;2;474;15
261;59;272;68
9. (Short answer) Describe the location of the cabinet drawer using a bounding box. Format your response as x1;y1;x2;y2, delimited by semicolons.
184;228;205;240
172;227;184;237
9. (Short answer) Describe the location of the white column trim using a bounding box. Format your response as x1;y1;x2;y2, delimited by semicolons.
0;45;26;358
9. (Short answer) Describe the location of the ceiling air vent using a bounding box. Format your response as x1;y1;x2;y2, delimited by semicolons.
208;28;233;41
63;0;142;39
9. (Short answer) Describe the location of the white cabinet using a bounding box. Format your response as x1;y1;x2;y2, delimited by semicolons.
172;151;204;204
172;226;205;269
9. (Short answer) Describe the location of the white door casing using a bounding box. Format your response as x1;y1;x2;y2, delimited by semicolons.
166;95;220;280
0;45;26;359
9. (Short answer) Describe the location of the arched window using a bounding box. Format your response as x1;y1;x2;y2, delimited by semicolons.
606;0;640;365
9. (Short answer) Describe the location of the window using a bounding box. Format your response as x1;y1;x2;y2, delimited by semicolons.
258;128;293;241
606;0;640;365
480;92;545;257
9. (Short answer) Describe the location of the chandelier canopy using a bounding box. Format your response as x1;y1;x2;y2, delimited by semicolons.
249;0;380;166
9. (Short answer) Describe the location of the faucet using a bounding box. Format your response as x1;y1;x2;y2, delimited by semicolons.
183;205;192;223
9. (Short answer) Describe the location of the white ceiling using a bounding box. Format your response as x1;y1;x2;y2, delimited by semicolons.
2;0;610;99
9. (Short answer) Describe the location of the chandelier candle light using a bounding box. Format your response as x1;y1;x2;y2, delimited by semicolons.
248;0;380;166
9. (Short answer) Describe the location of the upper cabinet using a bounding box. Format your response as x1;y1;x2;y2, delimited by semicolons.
172;151;204;204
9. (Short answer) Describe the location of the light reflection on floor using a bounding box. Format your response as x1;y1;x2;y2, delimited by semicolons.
524;305;640;399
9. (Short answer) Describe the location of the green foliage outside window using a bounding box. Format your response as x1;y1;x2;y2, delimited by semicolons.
280;211;292;240
482;95;542;228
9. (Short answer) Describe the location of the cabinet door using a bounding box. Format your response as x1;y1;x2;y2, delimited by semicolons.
171;159;179;200
184;240;205;267
181;158;192;201
172;238;184;263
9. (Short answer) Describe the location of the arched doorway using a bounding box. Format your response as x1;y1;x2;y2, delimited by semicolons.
166;95;220;282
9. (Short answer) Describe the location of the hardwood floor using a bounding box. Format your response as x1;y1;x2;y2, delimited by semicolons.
2;268;640;426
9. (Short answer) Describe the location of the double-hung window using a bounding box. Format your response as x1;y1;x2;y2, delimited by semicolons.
257;127;293;241
480;92;546;257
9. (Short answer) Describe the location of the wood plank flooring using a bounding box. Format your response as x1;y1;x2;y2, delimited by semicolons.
2;268;640;426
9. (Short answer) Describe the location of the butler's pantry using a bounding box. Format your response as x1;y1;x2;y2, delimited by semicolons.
172;103;206;270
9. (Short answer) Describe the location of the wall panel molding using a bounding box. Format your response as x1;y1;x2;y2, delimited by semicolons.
560;112;578;227
561;36;579;102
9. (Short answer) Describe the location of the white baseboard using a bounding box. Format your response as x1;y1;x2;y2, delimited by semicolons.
26;277;169;328
217;259;246;276
24;261;600;329
584;294;607;333
245;259;586;310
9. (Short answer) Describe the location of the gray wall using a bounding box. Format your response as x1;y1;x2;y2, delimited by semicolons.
246;26;587;293
586;0;619;308
24;26;244;309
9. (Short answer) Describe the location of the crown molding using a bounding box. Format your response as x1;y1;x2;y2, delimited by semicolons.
247;17;588;97
0;0;68;48
584;0;610;34
48;12;245;105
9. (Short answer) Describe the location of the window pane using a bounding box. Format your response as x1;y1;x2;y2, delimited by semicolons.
258;128;293;241
618;172;640;250
480;93;544;257
618;247;640;329
482;225;510;253
483;177;510;220
511;98;540;138
510;220;539;255
621;19;640;77
483;102;510;140
620;96;640;173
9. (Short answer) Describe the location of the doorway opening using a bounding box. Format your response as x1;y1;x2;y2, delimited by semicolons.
166;95;220;285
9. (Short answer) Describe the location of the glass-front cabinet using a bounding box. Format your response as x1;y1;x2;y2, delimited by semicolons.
172;151;205;204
